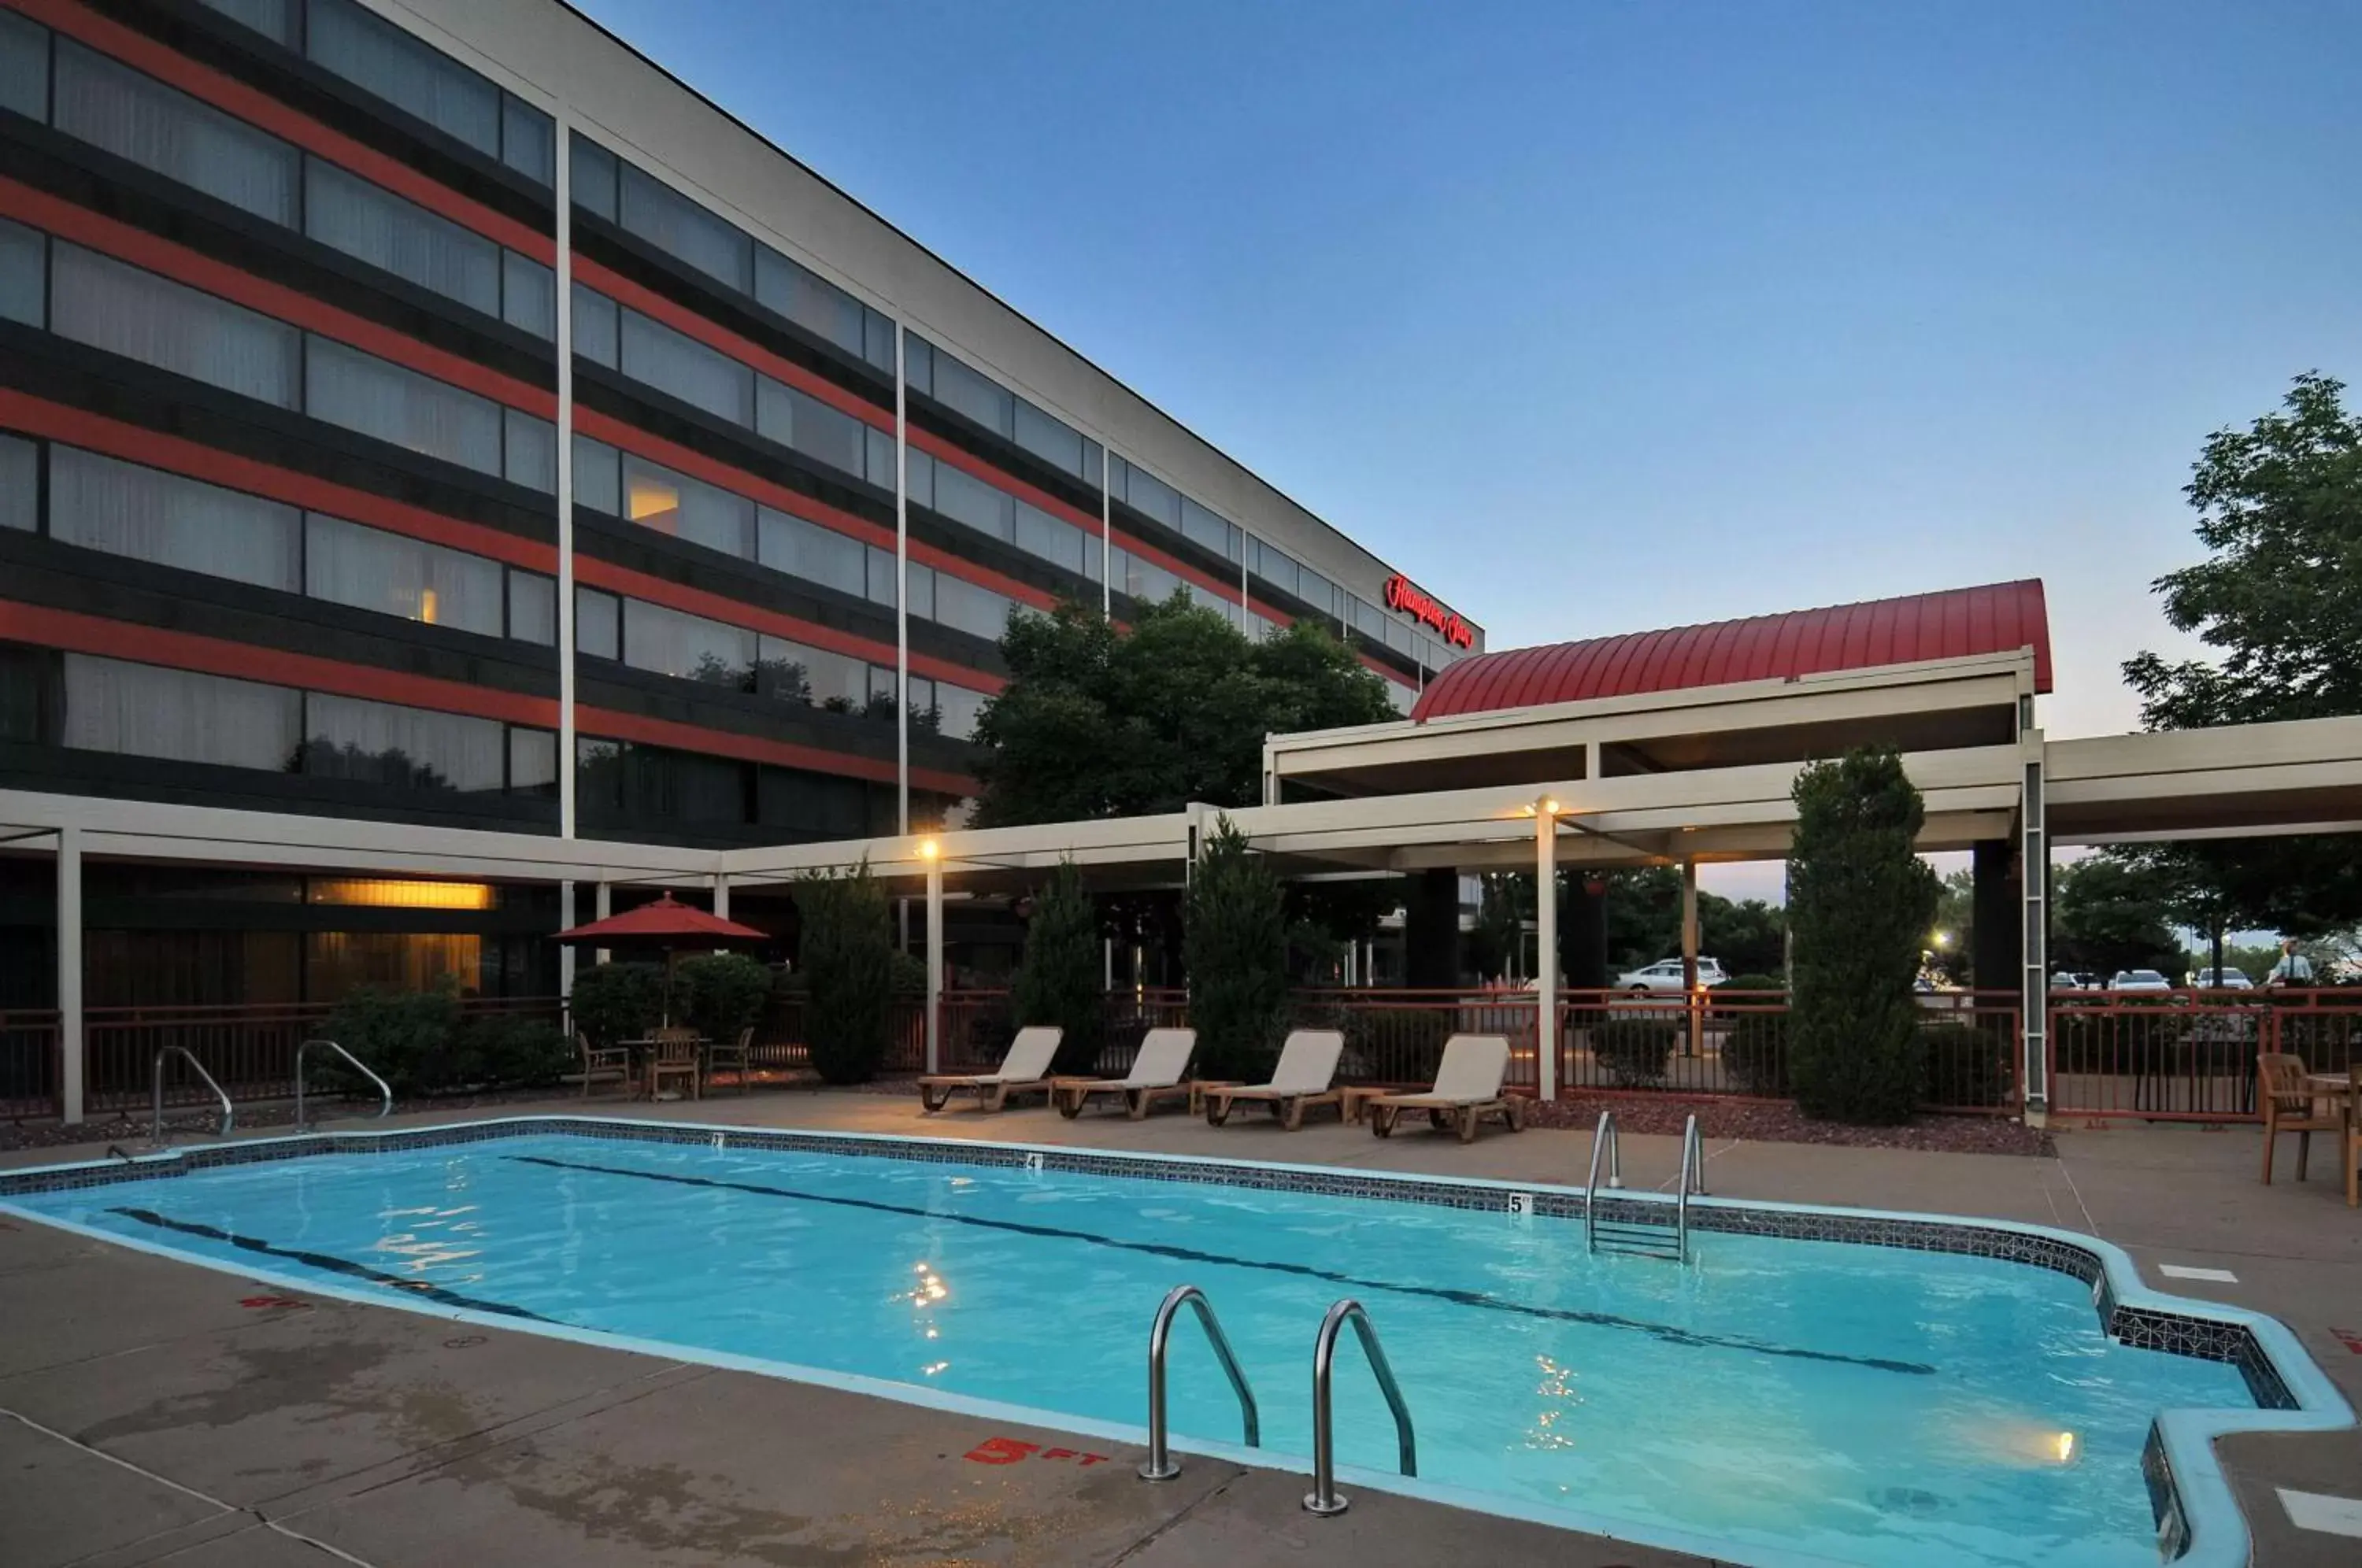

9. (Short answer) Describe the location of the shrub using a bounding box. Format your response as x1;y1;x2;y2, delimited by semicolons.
1718;974;1789;1096
321;984;459;1097
1183;819;1287;1080
1013;860;1105;1073
1786;747;1938;1124
1345;1006;1452;1083
676;952;773;1045
570;962;664;1048
797;860;895;1084
452;1013;574;1090
1594;1018;1678;1088
1917;1019;2012;1108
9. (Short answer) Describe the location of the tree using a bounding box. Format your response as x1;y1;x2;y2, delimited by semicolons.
676;952;772;1045
1465;872;1527;982
1786;746;1938;1124
2050;856;2183;980
794;860;894;1084
1183;818;1287;1079
2120;372;2362;937
972;594;1395;826
1927;869;1975;985
1601;866;1786;978
1012;860;1105;1073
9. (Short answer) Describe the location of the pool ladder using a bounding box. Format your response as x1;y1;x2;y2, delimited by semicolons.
1137;1285;1416;1518
1585;1111;1705;1263
150;1047;233;1144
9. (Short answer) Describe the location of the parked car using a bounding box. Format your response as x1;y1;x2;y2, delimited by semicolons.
2109;969;2174;993
2049;971;2100;991
2187;967;2254;990
1616;957;1730;993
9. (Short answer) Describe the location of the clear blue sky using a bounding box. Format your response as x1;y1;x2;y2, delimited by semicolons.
570;0;2360;754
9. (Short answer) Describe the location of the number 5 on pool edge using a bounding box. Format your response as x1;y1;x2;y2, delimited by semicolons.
1506;1190;1535;1218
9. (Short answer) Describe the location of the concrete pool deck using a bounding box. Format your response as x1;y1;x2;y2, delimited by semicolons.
3;1090;2359;1566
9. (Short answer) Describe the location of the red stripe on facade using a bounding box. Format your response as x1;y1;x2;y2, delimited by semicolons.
0;599;561;726
0;389;557;571
576;705;972;796
3;177;556;418
2;0;555;261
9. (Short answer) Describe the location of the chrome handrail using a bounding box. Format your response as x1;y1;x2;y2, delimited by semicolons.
1583;1108;1617;1252
295;1038;391;1131
1676;1111;1704;1260
1304;1298;1415;1516
1138;1284;1260;1481
151;1047;232;1142
1682;1111;1708;1196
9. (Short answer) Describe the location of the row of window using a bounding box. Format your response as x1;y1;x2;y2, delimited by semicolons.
572;283;892;490
908;446;1101;582
0;222;557;491
571;434;1029;644
0;20;555;336
576;736;890;840
572;585;987;741
572;138;891;375
194;0;556;186
0;642;557;796
0;432;557;643
905;334;1102;487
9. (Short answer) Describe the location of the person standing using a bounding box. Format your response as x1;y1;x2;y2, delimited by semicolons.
2264;938;2315;989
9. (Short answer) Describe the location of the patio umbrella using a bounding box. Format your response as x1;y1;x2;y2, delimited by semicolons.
554;892;770;1024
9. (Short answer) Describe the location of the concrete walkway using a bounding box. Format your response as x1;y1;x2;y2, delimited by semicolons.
4;1089;2359;1566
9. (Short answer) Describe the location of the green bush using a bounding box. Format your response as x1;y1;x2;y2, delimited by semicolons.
797;860;895;1083
321;985;460;1097
1345;1006;1452;1083
1916;1019;2012;1108
1594;1017;1678;1088
452;1013;574;1090
1013;860;1105;1074
1786;747;1939;1124
570;962;664;1048
1183;819;1287;1080
676;952;772;1045
1718;974;1789;1096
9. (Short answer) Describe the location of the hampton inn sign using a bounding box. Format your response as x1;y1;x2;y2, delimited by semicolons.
1383;574;1475;649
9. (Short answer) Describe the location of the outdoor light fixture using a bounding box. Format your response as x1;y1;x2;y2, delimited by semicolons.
919;838;940;860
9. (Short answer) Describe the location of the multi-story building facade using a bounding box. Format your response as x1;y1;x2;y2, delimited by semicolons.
0;0;1480;1006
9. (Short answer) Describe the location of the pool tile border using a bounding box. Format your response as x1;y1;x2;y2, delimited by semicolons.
0;1113;2300;1411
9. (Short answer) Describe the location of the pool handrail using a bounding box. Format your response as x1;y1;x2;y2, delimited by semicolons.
1583;1108;1617;1250
1138;1283;1259;1481
1304;1297;1415;1515
151;1047;232;1142
1676;1112;1705;1259
294;1038;392;1132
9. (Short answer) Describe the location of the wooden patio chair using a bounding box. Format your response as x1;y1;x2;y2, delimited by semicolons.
576;1031;631;1100
1053;1029;1196;1119
702;1025;753;1096
918;1026;1062;1112
1367;1034;1525;1143
2259;1052;2341;1184
647;1026;701;1100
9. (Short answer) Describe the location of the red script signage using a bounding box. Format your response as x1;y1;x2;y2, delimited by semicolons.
1383;575;1474;649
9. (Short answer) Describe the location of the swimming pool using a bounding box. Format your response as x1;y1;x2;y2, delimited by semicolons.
1;1119;2345;1568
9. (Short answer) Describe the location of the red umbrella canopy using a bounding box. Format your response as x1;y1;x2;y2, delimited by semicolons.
554;892;768;950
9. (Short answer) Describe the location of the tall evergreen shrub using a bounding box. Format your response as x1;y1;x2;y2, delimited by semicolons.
1786;745;1939;1123
795;860;894;1083
1013;860;1104;1073
1183;819;1287;1079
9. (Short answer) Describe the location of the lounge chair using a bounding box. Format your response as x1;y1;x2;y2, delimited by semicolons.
1367;1034;1523;1143
1202;1030;1346;1130
1053;1029;1198;1119
919;1026;1063;1112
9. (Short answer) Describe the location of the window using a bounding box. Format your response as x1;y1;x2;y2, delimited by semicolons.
570;136;618;222
50;446;301;590
572;434;620;516
619;164;752;292
757;507;866;598
577;737;749;829
757;634;867;708
620;452;756;557
0;435;31;533
304;336;503;475
574;586;620;660
753;246;886;368
934;573;1016;641
63;653;301;770
1180;497;1240;561
572;284;619;367
305;513;503;636
305;159;497;313
755;375;872;483
506;571;556;645
1118;457;1182;530
51;243;300;407
1349;594;1388;640
624;597;754;687
307;0;501;163
903;560;935;623
1013;498;1087;575
194;0;298;47
501;97;555;187
934;682;987;741
502;251;554;338
620;306;753;424
303;691;505;792
865;546;899;608
924;342;1015;438
0;8;49;122
1298;564;1337;619
928;457;1015;542
1013;400;1086;479
1113;547;1180;606
54;43;299;227
1249;537;1299;598
504;408;556;492
508;726;557;796
0;216;40;327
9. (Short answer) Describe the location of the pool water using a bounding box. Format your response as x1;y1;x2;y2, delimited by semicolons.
10;1133;2256;1568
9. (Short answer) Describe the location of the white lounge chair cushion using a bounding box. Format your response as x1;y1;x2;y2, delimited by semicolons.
986;1026;1061;1083
1235;1030;1344;1096
1122;1028;1196;1089
1426;1034;1511;1101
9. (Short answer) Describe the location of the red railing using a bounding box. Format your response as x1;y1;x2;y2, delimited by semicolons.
1287;989;1542;1090
2047;989;2362;1122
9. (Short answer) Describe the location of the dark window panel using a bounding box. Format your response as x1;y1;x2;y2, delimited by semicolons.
508;725;557;796
501;95;555;187
506;569;557;645
0;433;33;534
0;7;50;121
307;0;501;162
502;250;555;338
619;163;752;293
50;445;302;590
62;653;301;770
504;407;557;492
54;41;299;227
572;283;620;366
304;157;499;313
574;585;620;659
570;135;618;221
618;449;755;558
302;690;505;792
304;335;502;475
193;0;299;47
0;217;41;327
305;512;504;635
571;433;620;515
51;242;301;408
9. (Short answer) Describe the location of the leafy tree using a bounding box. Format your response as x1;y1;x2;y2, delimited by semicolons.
676;952;773;1044
1465;872;1527;982
1183;818;1287;1078
972;594;1394;826
568;962;664;1048
1786;746;1938;1124
2120;372;2362;936
795;860;895;1084
1601;866;1786;978
2050;857;2183;980
1012;860;1105;1073
1927;868;1975;985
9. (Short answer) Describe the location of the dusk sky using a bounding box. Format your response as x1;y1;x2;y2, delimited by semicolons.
566;0;2362;902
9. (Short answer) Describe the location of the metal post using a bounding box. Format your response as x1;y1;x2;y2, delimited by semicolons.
57;824;83;1125
1138;1284;1260;1481
2020;738;2049;1119
594;879;612;966
894;321;910;834
1304;1299;1416;1517
712;872;729;920
558;880;577;1002
1681;856;1701;1057
554;113;577;841
924;861;944;1074
1535;802;1558;1102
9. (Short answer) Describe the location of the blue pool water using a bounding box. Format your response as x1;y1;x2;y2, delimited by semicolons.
9;1133;2261;1568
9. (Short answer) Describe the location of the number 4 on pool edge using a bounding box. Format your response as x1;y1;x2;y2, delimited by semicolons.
1507;1191;1535;1217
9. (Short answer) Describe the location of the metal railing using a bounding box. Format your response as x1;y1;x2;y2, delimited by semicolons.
2049;989;2362;1122
1138;1284;1260;1482
1583;1108;1622;1256
1303;1298;1415;1516
293;1038;391;1131
151;1047;232;1142
1676;1112;1705;1258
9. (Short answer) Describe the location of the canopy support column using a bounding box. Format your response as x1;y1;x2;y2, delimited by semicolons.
58;825;82;1126
1681;856;1701;1057
1535;804;1558;1102
925;861;944;1075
